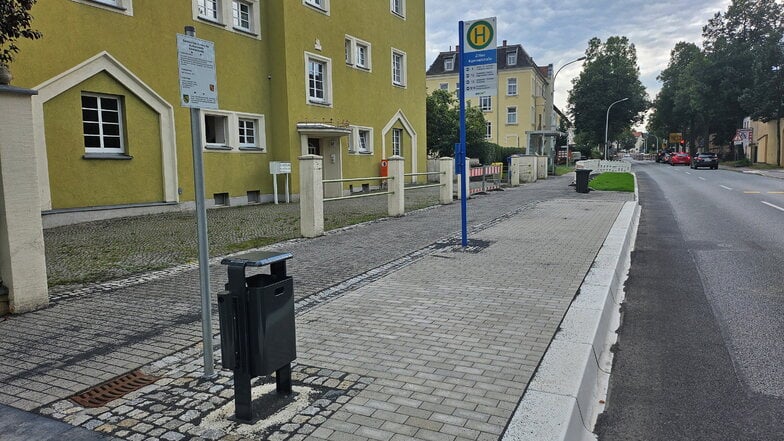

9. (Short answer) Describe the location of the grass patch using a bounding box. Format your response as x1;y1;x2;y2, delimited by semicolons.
588;172;635;192
555;165;574;176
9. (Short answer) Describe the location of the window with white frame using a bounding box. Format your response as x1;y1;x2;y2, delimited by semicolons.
479;95;492;112
345;39;353;64
345;36;371;71
193;0;259;36
82;94;125;153
204;114;229;146
485;121;492;140
392;128;403;156
444;57;454;71
507;107;518;124
71;0;134;15
356;43;369;69
531;106;536;124
198;0;220;21
391;0;405;17
304;0;328;13
439;83;448;90
232;0;252;31
306;53;332;105
507;77;517;96
238;118;256;147
506;51;517;66
350;126;373;153
392;49;406;87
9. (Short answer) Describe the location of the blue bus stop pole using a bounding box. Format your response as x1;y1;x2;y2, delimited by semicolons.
458;21;468;247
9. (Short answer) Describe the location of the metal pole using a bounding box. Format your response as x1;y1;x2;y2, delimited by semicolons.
604;97;628;160
458;21;468;247
185;26;215;378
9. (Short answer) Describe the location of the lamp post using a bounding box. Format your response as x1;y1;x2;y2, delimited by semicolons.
546;56;586;171
604;97;629;160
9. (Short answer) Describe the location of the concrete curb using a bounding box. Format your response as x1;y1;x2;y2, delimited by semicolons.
503;195;640;441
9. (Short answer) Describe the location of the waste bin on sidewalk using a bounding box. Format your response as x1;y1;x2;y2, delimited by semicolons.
218;250;296;423
575;169;592;193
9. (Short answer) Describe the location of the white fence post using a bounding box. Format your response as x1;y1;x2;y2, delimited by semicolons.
387;155;405;216
0;87;49;314
439;157;453;204
298;154;324;238
510;156;521;186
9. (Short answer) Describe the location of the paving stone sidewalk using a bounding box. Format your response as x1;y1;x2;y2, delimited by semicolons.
0;176;632;440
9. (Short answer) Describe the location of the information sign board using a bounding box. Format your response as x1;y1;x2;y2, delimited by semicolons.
177;34;218;109
462;17;497;98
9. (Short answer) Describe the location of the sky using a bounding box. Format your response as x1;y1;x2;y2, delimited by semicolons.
425;0;732;124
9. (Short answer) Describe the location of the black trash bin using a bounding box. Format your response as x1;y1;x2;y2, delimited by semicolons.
575;169;592;193
217;250;295;423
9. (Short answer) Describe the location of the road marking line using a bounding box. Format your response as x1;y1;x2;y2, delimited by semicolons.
744;191;761;194
768;191;784;194
720;185;733;191
685;172;692;175
698;177;706;181
762;201;784;212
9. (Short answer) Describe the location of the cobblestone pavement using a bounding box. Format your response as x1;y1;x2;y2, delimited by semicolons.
1;175;633;440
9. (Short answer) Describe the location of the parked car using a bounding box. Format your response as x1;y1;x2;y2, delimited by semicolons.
691;152;718;169
670;152;691;166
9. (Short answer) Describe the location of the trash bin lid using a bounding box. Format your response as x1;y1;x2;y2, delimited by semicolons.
221;250;293;267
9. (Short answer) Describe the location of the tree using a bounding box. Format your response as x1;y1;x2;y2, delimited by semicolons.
702;0;784;152
568;36;649;149
426;89;458;157
0;0;42;66
426;89;487;159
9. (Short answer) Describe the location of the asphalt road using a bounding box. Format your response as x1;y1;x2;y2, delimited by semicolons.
595;161;784;440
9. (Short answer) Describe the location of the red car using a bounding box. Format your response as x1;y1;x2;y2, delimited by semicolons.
670;152;691;165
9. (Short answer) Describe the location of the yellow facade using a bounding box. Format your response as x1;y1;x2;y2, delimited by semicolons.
750;118;783;166
426;44;548;151
11;0;425;218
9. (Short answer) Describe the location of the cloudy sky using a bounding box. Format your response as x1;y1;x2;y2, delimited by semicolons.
425;0;732;119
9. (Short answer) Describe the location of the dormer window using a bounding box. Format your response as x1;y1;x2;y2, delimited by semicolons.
507;51;517;66
444;57;454;71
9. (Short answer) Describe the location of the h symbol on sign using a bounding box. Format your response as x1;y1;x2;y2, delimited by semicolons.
471;27;488;45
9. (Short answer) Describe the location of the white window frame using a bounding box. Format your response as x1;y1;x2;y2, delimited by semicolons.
345;35;372;71
198;0;220;21
81;93;126;154
507;77;517;96
232;0;253;33
479;95;492;112
506;52;517;66
200;110;266;152
237;118;257;148
390;0;405;18
202;111;230;148
192;0;260;37
485;121;492;140
303;0;329;14
507;107;518;125
392;128;403;156
391;49;407;87
305;52;333;106
349;126;374;154
70;0;134;15
444;57;454;71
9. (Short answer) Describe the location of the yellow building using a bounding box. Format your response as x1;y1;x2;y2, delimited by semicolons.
10;0;425;225
426;41;550;151
748;118;783;166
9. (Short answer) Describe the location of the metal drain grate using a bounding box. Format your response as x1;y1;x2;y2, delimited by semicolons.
70;370;160;408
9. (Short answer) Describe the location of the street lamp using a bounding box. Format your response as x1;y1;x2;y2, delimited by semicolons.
546;56;586;170
604;97;629;160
